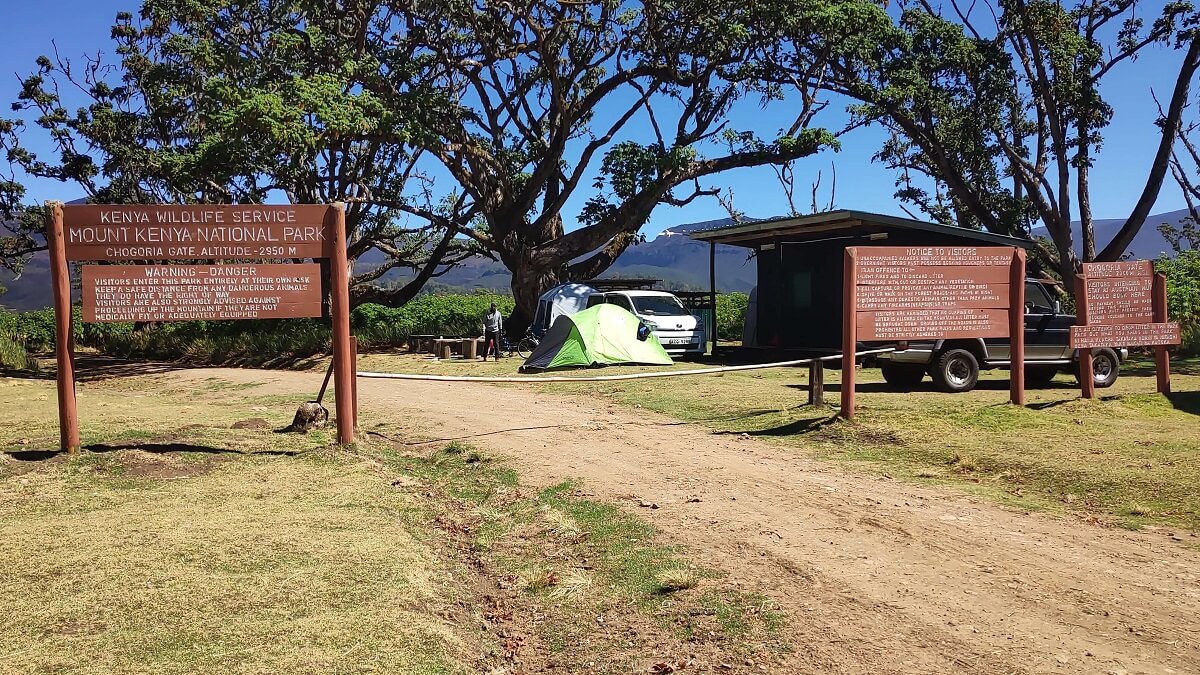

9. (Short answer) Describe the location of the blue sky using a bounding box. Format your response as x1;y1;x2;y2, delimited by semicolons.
2;0;1193;238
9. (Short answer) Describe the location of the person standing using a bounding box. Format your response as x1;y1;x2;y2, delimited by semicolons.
482;302;504;360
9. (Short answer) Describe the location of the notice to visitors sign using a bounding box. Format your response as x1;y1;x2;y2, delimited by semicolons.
841;245;1026;418
82;263;322;323
852;246;1016;341
62;204;330;260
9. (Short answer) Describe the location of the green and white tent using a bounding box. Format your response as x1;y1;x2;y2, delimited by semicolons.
521;304;673;371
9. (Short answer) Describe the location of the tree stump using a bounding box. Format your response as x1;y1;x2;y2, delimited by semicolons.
462;338;477;359
438;342;452;360
287;402;329;433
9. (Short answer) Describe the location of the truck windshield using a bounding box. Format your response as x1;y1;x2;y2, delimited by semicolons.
632;295;688;316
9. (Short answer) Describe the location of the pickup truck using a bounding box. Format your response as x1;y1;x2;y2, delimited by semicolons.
873;278;1127;392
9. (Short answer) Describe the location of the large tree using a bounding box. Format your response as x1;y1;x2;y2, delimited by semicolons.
829;0;1200;283
398;0;855;325
0;0;472;304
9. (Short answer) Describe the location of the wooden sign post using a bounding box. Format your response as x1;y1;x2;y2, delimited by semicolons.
841;246;1025;419
46;201;357;452
1072;261;1178;397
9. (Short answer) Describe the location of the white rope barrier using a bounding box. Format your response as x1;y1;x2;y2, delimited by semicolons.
356;347;895;383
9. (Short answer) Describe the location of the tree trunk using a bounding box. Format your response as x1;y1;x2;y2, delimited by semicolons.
1077;118;1096;262
507;256;563;333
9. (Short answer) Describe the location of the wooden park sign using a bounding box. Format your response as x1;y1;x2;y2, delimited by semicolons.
1072;260;1178;398
46;202;357;452
842;246;1026;419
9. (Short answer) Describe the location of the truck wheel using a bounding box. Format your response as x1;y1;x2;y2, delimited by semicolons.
880;362;926;389
1075;348;1120;388
931;349;979;393
1025;366;1059;388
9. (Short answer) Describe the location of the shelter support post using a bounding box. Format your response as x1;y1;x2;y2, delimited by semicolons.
327;203;355;444
1154;272;1171;394
1075;274;1095;400
709;241;716;352
1009;249;1026;406
808;359;825;406
46;201;80;454
840;249;857;419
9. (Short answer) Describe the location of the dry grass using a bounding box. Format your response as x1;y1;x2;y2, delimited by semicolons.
547;570;594;600
0;373;468;674
656;568;700;593
540;504;583;539
0;451;464;674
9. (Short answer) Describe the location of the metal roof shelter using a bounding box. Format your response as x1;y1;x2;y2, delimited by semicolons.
688;209;1034;351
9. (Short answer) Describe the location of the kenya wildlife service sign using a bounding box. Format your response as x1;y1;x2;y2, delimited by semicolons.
45;202;356;453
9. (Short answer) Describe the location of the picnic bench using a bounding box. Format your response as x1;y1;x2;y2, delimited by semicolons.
414;336;488;359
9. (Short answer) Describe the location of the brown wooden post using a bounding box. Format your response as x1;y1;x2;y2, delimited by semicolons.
1153;272;1171;394
841;248;857;419
350;335;359;428
1075;273;1095;400
327;203;355;444
46;201;80;454
1009;249;1026;406
808;359;825;406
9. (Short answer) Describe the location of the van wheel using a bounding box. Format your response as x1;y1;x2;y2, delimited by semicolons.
1075;348;1120;388
931;349;980;393
880;362;926;389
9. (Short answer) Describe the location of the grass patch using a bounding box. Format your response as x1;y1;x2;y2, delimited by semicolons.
380;442;789;669
0;455;463;673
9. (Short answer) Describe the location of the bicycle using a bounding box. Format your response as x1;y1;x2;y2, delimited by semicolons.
485;328;541;359
514;327;541;358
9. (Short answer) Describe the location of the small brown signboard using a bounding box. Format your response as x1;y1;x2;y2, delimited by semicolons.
1082;277;1153;324
63;204;330;260
842;246;1026;419
82;263;322;323
1070;322;1181;350
856;308;1009;340
1073;261;1176;397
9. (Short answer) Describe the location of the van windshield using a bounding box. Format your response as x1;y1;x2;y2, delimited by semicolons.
632;295;688;316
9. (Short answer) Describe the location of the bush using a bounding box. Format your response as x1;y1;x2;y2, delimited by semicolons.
1158;251;1200;355
715;292;748;342
0;330;38;371
352;291;514;346
0;291;516;366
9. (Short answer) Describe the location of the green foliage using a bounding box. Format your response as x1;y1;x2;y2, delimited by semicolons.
0;330;38;371
1158;250;1200;355
715;292;749;342
0;292;514;365
352;293;515;346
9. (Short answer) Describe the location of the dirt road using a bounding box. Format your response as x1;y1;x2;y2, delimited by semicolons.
189;368;1199;674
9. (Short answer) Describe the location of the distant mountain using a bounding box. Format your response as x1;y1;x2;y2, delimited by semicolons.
5;208;1189;311
357;216;758;294
1032;207;1193;259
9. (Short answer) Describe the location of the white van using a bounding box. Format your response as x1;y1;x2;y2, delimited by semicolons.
585;290;706;355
